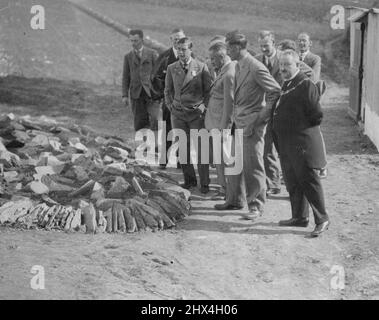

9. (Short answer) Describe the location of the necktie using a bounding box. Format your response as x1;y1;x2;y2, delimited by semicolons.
282;80;290;91
266;57;272;72
235;63;241;80
182;63;188;74
135;50;142;60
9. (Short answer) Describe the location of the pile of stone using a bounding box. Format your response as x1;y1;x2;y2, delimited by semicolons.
0;113;190;234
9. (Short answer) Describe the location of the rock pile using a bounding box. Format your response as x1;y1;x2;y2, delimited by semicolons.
0;113;190;233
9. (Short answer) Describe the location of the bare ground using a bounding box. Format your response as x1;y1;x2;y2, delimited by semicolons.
0;79;378;300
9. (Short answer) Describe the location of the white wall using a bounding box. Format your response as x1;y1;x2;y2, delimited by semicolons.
363;12;379;150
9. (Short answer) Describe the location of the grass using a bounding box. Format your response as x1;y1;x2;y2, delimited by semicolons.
112;0;374;24
1;0;372;86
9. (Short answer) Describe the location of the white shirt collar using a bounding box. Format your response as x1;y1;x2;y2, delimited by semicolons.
172;47;178;58
134;46;143;55
217;57;232;74
182;56;192;66
267;49;277;60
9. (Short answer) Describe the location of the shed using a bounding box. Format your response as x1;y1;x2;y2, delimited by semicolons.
347;6;379;150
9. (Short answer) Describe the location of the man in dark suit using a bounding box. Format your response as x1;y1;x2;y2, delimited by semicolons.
122;29;159;132
153;28;186;168
272;50;330;237
255;30;282;197
164;37;212;193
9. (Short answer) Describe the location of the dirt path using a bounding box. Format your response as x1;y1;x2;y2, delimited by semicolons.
1;81;378;300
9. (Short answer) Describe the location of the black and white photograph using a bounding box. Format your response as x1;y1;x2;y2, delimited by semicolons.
0;0;378;303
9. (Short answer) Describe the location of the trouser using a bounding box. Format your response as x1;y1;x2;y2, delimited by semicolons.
130;89;160;132
171;110;210;187
215;164;226;189
208;130;226;189
263;120;281;189
279;149;329;225
318;126;327;170
159;100;173;165
225;123;267;210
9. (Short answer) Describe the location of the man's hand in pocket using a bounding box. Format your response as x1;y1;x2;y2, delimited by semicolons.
197;103;206;113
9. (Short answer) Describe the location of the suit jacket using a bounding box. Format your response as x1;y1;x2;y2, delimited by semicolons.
255;51;282;85
206;58;217;81
299;61;315;82
122;46;158;99
233;52;281;136
152;47;179;98
256;51;315;83
164;58;212;117
272;71;326;168
301;51;321;82
205;59;236;130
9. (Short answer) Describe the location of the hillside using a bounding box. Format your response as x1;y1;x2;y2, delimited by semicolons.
1;0;373;85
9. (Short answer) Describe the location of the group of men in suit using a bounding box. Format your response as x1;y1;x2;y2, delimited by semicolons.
121;28;330;237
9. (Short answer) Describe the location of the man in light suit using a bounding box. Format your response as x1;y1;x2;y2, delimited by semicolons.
297;32;321;82
273;50;330;237
205;42;236;199
215;32;281;219
164;37;212;193
255;30;282;197
122;29;159;132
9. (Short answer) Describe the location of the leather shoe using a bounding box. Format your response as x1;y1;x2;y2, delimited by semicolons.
210;190;226;200
279;218;309;227
214;203;244;210
243;207;263;220
180;181;197;190
310;221;330;237
200;185;210;194
266;188;281;196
